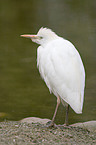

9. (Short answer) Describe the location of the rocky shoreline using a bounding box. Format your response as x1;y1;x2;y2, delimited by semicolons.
0;117;96;145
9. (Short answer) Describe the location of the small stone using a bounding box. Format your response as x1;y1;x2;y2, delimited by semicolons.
13;139;15;142
15;125;19;127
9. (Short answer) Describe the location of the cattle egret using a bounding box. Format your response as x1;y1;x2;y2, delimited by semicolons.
21;27;85;127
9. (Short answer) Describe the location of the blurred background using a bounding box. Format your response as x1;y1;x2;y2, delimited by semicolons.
0;0;96;124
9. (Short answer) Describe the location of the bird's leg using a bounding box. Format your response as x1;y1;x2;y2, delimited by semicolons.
49;96;60;127
65;104;69;126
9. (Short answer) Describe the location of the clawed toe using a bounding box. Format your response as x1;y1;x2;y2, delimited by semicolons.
46;121;57;128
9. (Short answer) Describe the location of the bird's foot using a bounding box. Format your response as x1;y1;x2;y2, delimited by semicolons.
46;121;57;128
63;123;69;127
57;123;70;129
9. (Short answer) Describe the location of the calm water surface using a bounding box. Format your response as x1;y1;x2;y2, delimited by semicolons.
0;0;96;124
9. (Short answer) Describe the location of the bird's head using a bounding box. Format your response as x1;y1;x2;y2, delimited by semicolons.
21;27;59;47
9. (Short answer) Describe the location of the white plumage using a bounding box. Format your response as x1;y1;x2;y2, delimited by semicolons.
21;27;85;126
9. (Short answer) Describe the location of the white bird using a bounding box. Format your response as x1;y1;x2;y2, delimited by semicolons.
21;27;85;126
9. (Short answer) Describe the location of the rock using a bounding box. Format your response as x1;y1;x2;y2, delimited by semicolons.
71;121;96;132
20;117;51;125
20;117;96;133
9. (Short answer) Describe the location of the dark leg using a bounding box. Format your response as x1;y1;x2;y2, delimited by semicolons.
65;104;69;126
49;96;60;127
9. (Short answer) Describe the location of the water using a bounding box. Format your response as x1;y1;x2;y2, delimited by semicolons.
0;0;96;124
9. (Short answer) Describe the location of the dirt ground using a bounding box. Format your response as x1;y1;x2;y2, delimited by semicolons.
0;121;96;145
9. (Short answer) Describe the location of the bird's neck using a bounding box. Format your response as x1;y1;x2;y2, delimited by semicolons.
41;35;60;47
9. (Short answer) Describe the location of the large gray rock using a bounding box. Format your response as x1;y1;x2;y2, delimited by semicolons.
20;117;96;132
71;121;96;132
20;117;51;125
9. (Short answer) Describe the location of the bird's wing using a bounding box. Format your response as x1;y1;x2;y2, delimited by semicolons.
43;38;85;113
51;40;85;113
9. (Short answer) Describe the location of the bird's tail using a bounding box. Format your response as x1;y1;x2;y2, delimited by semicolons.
61;92;84;114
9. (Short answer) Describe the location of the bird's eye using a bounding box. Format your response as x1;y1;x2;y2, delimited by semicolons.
39;36;43;39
